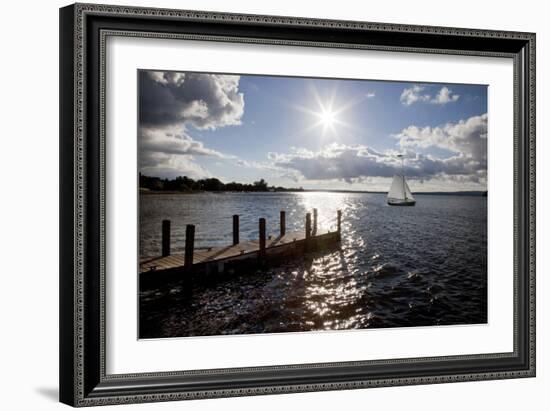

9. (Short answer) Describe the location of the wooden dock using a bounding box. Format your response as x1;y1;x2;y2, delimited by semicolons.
140;209;342;288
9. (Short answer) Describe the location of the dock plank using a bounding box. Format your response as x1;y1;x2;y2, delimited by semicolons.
139;229;334;274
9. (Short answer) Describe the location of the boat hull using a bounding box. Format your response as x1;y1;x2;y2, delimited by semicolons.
387;198;416;206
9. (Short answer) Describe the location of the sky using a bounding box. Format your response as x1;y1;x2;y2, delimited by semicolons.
138;70;488;192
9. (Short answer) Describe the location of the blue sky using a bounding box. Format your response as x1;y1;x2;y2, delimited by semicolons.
139;71;487;192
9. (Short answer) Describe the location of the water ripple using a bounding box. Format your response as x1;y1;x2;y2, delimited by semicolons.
139;192;487;338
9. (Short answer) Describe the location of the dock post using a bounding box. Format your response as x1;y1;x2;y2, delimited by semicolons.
259;218;266;260
232;215;239;245
305;213;312;240
305;213;312;252
280;211;286;237
184;224;195;269
161;219;171;257
313;208;318;235
337;210;342;239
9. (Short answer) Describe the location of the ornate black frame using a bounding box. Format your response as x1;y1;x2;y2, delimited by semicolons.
59;3;536;407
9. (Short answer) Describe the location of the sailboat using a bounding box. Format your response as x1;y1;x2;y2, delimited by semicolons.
387;155;416;206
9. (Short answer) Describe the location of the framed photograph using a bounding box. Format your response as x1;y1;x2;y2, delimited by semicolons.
59;3;535;407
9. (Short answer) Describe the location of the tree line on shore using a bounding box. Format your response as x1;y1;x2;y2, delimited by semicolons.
139;174;304;193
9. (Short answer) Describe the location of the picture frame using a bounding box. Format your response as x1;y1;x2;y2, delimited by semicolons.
59;2;535;407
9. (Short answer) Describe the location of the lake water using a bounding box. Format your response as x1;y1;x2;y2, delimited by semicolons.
139;192;487;338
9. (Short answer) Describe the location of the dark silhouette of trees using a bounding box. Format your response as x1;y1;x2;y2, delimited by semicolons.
253;179;268;191
139;173;303;193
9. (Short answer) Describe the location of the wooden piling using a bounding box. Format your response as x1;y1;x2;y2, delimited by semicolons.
232;215;239;245
313;208;318;235
259;218;266;260
305;213;312;240
280;210;286;237
337;210;342;237
161;219;171;257
184;224;195;269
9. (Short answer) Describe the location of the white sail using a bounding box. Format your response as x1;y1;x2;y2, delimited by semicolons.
387;175;405;200
404;179;415;201
387;155;416;205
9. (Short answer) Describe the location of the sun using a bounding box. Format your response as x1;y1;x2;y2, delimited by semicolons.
319;107;336;128
289;83;367;139
313;104;341;135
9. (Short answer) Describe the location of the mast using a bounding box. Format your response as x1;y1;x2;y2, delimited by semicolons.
398;154;406;200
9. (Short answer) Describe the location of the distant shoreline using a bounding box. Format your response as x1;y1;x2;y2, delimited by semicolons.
139;188;488;197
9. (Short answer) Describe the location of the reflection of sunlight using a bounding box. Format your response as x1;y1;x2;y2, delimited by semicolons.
296;191;350;232
302;252;370;329
293;192;369;330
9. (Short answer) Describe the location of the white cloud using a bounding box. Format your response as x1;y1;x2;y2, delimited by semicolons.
140;71;245;130
400;85;460;106
396;113;487;160
139;126;232;159
400;85;430;106
269;114;487;187
271;144;484;183
365;91;376;98
138;126;237;179
272;144;396;182
138;71;246;178
140;151;213;180
431;86;460;105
